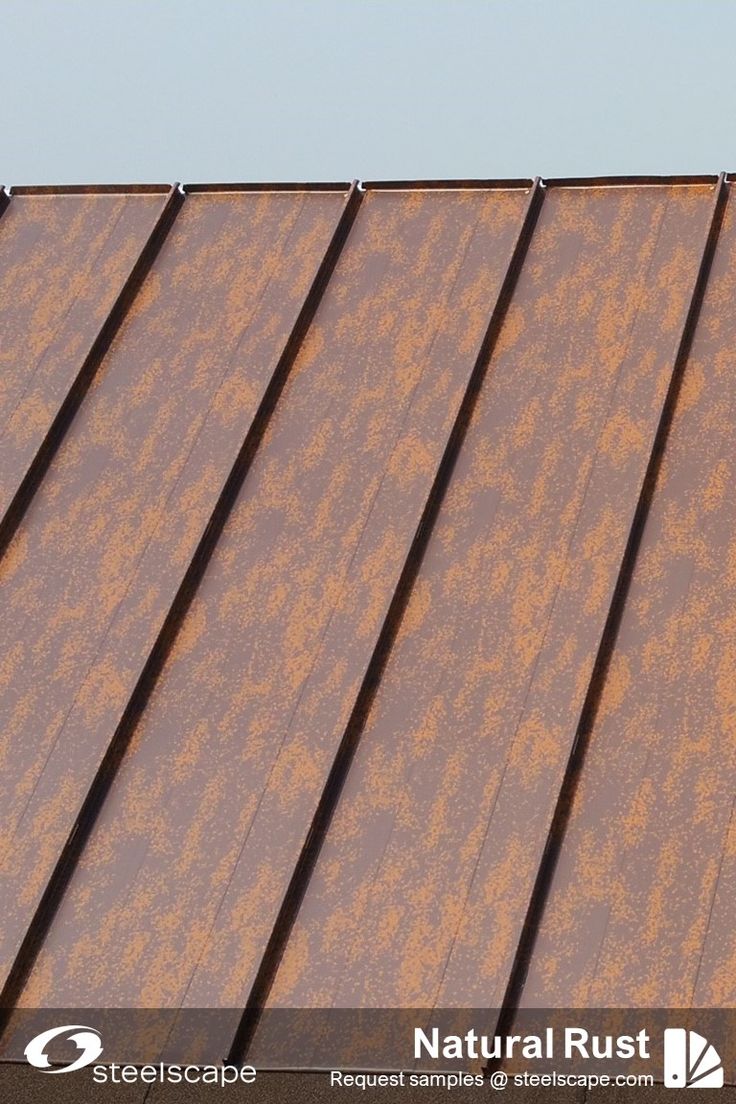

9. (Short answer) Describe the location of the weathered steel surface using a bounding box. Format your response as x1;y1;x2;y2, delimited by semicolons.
256;183;718;1023
3;174;736;1075
15;187;532;1041
0;187;351;993
0;187;171;524
520;183;736;1009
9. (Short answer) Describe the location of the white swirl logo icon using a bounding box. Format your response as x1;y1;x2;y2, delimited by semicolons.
24;1024;103;1074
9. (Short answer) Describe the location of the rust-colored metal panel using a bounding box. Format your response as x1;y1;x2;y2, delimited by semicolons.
0;186;173;527
13;187;532;1045
254;182;719;1028
519;182;736;1009
0;186;352;994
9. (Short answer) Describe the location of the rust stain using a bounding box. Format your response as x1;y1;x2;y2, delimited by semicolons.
11;187;530;1052
252;184;716;1036
0;189;171;519
521;183;736;1010
1;177;734;1072
0;187;350;993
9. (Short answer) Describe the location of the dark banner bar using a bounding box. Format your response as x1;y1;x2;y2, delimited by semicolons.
2;1008;735;1086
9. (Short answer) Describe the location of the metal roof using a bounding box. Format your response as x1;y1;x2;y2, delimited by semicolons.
0;176;733;1070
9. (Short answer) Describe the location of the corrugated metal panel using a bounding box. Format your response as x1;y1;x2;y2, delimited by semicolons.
0;186;174;537
12;187;533;1050
519;181;736;1010
0;186;353;997
253;182;719;1029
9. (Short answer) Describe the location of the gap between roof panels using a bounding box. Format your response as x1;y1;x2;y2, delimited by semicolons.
544;173;720;188
183;182;353;193
9;184;174;195
362;178;534;191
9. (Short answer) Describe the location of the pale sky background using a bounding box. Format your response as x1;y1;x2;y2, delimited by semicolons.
1;0;734;185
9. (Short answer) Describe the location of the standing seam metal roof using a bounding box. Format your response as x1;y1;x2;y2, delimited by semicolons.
0;175;734;1069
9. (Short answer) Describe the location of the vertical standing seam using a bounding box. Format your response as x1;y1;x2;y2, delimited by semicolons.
0;184;184;561
229;179;546;1065
489;174;729;1068
0;183;362;1029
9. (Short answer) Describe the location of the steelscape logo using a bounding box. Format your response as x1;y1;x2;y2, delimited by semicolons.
23;1025;259;1089
24;1024;103;1074
664;1028;724;1089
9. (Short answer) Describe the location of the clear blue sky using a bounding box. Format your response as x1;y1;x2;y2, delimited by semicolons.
1;0;734;185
